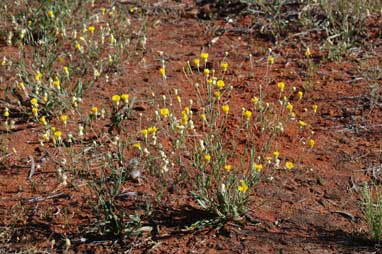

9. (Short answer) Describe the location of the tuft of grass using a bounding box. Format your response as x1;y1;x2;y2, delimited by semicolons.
361;183;382;243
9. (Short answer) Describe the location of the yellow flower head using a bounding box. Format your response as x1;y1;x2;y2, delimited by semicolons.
141;129;148;136
254;163;263;172
160;108;170;117
297;91;303;100
203;68;210;76
53;77;60;89
238;179;248;193
224;164;232;172
121;93;129;103
35;71;42;82
147;126;158;134
221;62;228;71
91;106;98;115
63;66;69;76
3;108;9;118
60;114;68;124
214;90;221;99
285;161;294;170
204;154;211;163
305;47;311;58
31;98;38;107
112;95;121;105
221;104;229;115
200;52;208;61
47;10;54;18
75;42;82;51
251;96;259;105
308;139;315;148
54;131;62;139
286;102;293;112
298;120;306;128
216;80;225;89
273;151;280;158
88;25;95;33
277;82;285;92
243;110;252;120
40;116;47;125
159;67;166;77
312;104;318;113
19;82;25;90
200;113;206;121
193;58;200;67
132;143;141;150
267;55;274;65
32;108;38;117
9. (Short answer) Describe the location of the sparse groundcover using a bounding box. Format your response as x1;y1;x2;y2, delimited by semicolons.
0;0;382;253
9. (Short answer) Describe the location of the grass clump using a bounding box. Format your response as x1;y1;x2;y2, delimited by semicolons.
361;184;382;243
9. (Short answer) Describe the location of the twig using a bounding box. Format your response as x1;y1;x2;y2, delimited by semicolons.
28;155;35;180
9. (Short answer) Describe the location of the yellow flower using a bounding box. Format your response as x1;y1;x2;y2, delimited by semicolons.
121;93;129;103
214;90;221;99
63;66;69;76
298;120;306;128
147;126;157;134
60;115;68;125
286;102;293;112
88;25;95;33
297;91;303;100
200;52;208;61
203;68;210;76
305;47;311;58
251;96;259;105
181;114;188;125
308;139;315;148
273;151;280;158
40;116;47;125
112;95;121;105
238;179;248;193
216;80;225;89
53;77;60;89
267;55;274;65
91;106;98;115
224;164;232;172
3;108;9;117
47;10;54;18
132;143;141;150
101;7;106;15
19;82;25;90
200;113;206;121
204;154;211;163
193;58;200;67
254;163;263;172
31;98;38;107
285;161;294;170
221;62;228;71
221;104;229;114
32;107;38;117
35;71;42;82
243;110;252;120
277;82;285;92
159;67;166;77
312;104;318;113
75;42;82;51
54;131;62;139
160;108;170;117
141;129;148;137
